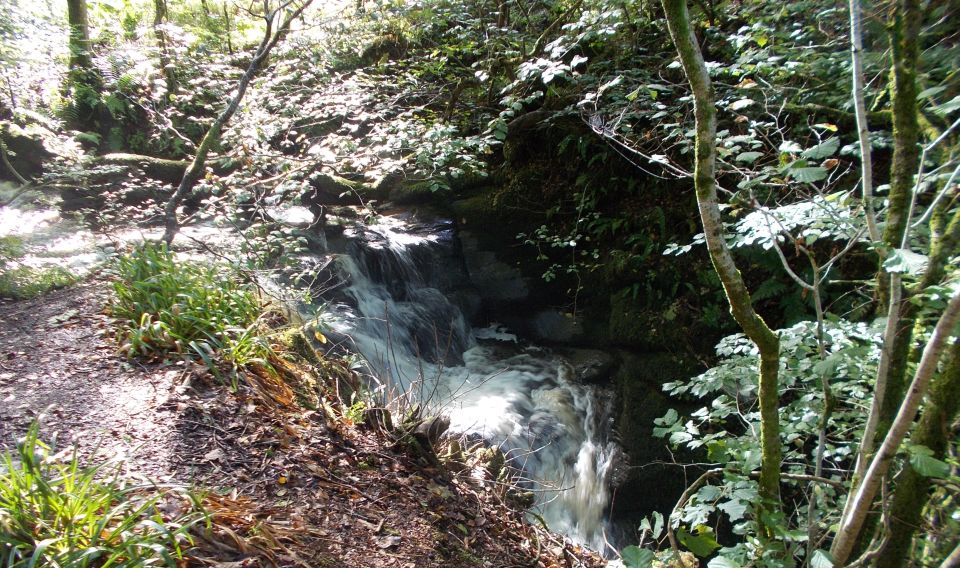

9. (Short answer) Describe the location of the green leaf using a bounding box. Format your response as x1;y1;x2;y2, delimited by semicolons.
621;546;655;568
678;527;721;557
735;151;764;164
639;511;665;540
717;498;748;522
933;95;960;117
789;167;828;183
779;140;803;153
801;137;839;159
883;248;928;276
917;86;947;100
709;557;743;568
810;549;835;568
908;445;950;478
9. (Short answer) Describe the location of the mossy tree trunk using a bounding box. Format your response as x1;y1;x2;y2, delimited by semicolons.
874;337;960;567
153;0;177;97
65;0;103;131
66;0;93;72
840;0;957;556
831;288;960;565
162;0;313;244
660;0;782;538
873;0;923;447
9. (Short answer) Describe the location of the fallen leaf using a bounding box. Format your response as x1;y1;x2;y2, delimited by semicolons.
203;448;224;462
375;536;401;549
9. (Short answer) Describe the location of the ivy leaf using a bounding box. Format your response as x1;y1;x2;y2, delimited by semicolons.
639;511;665;540
621;546;655;568
883;249;928;276
735;151;764;163
810;549;835;568
908;445;950;478
801;137;839;159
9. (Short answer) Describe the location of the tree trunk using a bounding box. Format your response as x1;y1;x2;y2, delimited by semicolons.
660;0;782;537
65;0;103;132
849;0;879;245
66;0;94;72
831;289;960;565
840;0;926;551
874;338;960;568
874;0;920;314
153;0;177;97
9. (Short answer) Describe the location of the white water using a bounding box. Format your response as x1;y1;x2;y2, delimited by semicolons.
312;213;618;550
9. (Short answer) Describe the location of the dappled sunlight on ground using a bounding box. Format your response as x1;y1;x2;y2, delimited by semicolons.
0;279;183;482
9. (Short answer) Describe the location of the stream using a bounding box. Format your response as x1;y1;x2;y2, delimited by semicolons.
301;209;622;551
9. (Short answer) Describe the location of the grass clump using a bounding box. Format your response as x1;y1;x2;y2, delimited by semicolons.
0;236;75;300
110;243;272;378
0;422;205;567
0;265;76;300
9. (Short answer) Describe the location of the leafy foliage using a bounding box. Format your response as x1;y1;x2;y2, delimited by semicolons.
653;318;884;563
110;243;271;379
0;422;205;567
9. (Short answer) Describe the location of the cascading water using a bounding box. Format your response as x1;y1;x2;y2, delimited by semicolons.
309;211;619;551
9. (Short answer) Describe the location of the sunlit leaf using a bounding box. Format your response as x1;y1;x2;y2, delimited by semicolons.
883;249;928;276
810;549;834;568
789;167;828;183
801;137;839;159
621;546;655;568
736;151;764;164
678;526;721;557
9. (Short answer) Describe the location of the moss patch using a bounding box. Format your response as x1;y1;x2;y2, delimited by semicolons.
0;265;76;300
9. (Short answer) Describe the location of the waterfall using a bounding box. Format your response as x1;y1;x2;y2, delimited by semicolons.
311;212;618;551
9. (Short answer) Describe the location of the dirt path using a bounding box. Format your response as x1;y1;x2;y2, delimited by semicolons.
0;275;606;567
0;275;184;480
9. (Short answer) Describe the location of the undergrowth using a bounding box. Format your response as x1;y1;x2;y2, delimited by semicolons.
0;422;206;567
109;243;273;382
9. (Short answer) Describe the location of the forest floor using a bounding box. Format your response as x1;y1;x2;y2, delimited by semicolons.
0;270;607;568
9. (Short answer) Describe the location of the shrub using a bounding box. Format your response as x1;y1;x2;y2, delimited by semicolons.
110;243;272;377
0;422;205;567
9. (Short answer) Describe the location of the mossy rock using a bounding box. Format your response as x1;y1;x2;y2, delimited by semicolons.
274;327;321;366
359;34;410;65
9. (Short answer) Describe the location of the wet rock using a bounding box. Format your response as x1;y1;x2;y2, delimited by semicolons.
556;348;616;383
458;232;529;305
530;309;583;344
